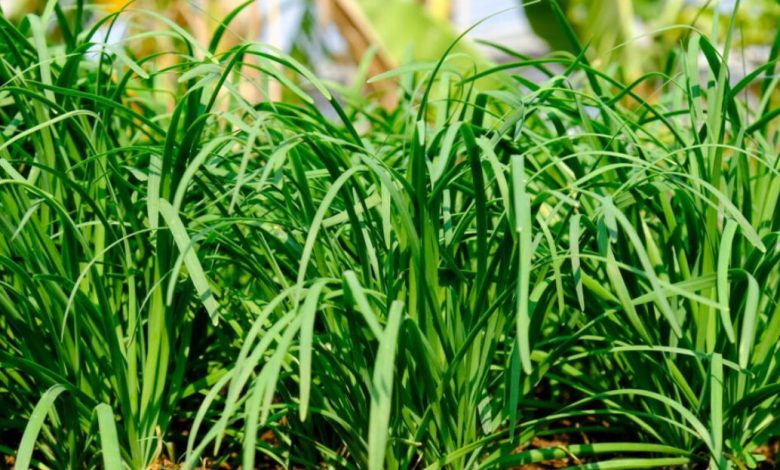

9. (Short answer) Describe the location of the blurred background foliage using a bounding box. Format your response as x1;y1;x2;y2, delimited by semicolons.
524;0;780;80
1;0;778;96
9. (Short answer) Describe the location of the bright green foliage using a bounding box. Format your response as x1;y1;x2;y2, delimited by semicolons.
0;2;778;469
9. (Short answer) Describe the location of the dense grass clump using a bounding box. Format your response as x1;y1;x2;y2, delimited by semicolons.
1;2;779;469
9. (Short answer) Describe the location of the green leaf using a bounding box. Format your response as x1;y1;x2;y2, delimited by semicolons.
513;155;534;374
95;403;123;470
716;220;738;342
368;301;404;470
16;385;67;470
158;199;219;324
299;280;328;421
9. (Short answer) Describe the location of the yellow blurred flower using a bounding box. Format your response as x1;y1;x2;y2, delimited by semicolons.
94;0;132;13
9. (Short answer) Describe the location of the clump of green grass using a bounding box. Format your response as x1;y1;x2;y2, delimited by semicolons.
0;1;778;469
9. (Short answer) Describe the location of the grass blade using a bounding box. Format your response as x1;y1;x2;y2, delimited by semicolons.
368;301;404;470
16;385;67;470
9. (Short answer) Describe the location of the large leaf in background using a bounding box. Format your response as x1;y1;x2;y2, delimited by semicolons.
355;0;471;63
522;0;575;53
523;0;642;79
345;0;493;76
